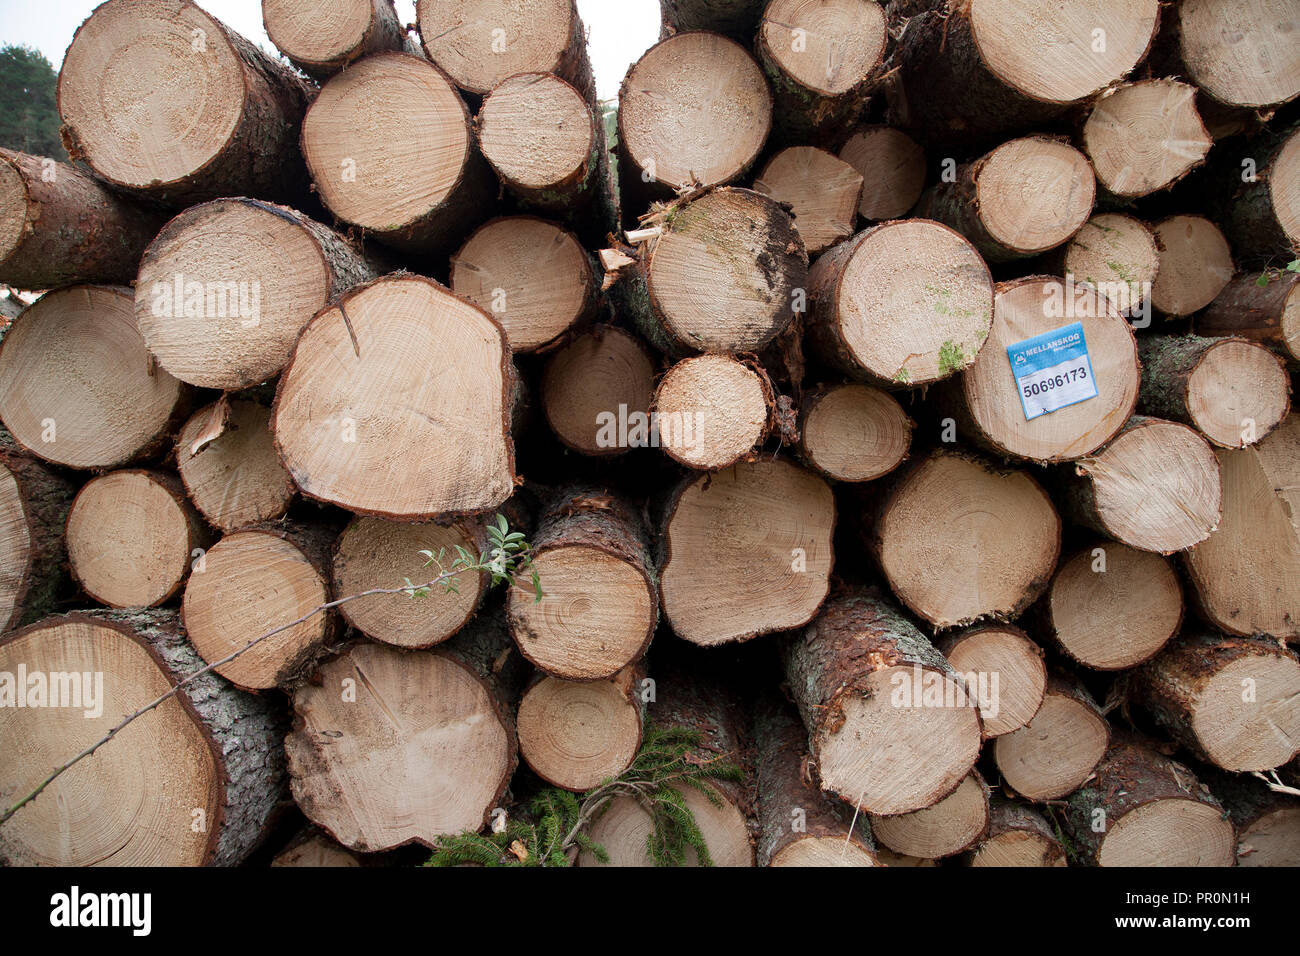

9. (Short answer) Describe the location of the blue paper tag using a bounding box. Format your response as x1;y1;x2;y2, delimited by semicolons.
1006;322;1098;421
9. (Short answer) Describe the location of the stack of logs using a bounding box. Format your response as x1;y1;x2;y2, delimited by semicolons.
1;0;1299;867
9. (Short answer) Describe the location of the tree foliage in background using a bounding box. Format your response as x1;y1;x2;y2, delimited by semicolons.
0;45;68;160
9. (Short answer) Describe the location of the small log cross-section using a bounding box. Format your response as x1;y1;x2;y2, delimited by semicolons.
963;798;1067;867
806;219;994;388
754;694;878;867
507;489;657;681
1043;543;1183;671
0;286;188;471
1151;215;1235;318
1139;334;1291;448
1063;734;1235;866
782;588;983;815
1061;416;1222;554
0;148;165;290
1170;0;1300;110
936;624;1046;738
755;0;888;148
0;450;73;632
652;354;772;471
65;470;206;610
332;515;490;650
913;136;1095;263
175;398;296;533
272;275;518;520
871;772;990;860
1199;768;1300;867
939;276;1140;463
838;125;927;222
300;52;494;256
659;458;834;647
1134;632;1300;772
867;449;1060;631
182;524;337;691
285;612;525;853
262;0;409;77
57;0;312;206
752;147;863;255
798;382;912;482
517;666;644;792
1049;213;1158;319
450;217;596;355
993;674;1110;802
1182;413;1300;640
540;325;658;456
0;610;286;866
617;33;771;210
135;198;378;390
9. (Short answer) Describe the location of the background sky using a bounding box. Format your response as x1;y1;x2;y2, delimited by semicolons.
0;0;660;100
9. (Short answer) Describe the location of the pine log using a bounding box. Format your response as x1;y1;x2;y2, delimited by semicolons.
332;515;491;650
661;0;767;37
0;609;286;866
993;673;1110;802
285;607;526;852
1211;121;1300;262
300;52;495;256
417;0;594;100
476;72;616;242
1139;334;1291;448
1134;632;1300;772
1182;413;1300;640
782;587;983;815
517;665;645;792
271;828;365;867
1196;270;1300;366
1063;733;1235;866
1060;416;1222;554
659;458;834;646
913;136;1095;263
263;0;409;77
0;449;73;632
617;34;771;211
1048;213;1158;319
753;147;863;255
1081;79;1212;198
893;1;1160;147
962;798;1067;867
1198;768;1300;867
271;275;518;520
507;488;656;680
871;772;989;860
754;694;878;867
798;382;912;482
450;216;596;354
754;0;888;148
66;469;207;610
614;188;807;355
181;523;337;691
175;398;295;533
540;325;658;456
0;148;164;290
805;220;993;387
0;286;189;470
837;125;927;222
1163;0;1300;110
135;198;378;390
936;276;1140;463
57;0;313;206
866;448;1060;630
1150;215;1235;317
935;624;1046;738
651;354;773;470
1043;543;1182;671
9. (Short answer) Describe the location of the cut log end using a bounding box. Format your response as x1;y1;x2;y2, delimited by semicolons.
417;0;577;96
759;0;886;97
66;470;198;609
838;125;927;222
994;681;1109;801
451;217;593;354
1151;216;1234;317
661;459;834;646
478;72;593;191
653;354;769;470
1238;807;1300;867
800;383;911;482
1083;80;1211;197
938;625;1046;737
517;673;642;791
965;801;1067;867
1059;214;1158;318
1178;0;1300;109
753;147;863;255
770;837;878;867
262;0;400;73
977;137;1095;256
541;326;656;456
870;772;990;859
1186;339;1291;448
579;785;754;866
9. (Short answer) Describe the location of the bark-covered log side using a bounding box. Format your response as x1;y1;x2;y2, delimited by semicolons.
0;448;74;631
1196;271;1300;366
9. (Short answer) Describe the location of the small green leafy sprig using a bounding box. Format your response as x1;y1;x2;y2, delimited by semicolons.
1256;258;1300;286
423;725;744;867
405;513;542;603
